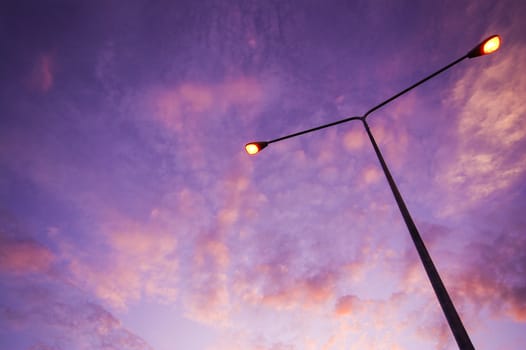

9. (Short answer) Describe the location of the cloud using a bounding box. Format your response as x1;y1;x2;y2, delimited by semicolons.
28;53;54;92
258;269;337;309
362;165;382;185
437;43;526;212
343;128;366;152
0;212;154;350
453;230;526;322
1;280;154;350
229;233;335;310
145;76;271;184
184;231;231;325
182;167;264;325
152;78;264;133
334;294;361;316
0;235;55;276
63;218;179;309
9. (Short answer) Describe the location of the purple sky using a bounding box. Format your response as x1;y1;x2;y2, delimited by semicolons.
1;1;526;349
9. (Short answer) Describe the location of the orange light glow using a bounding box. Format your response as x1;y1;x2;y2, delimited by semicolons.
482;36;501;55
245;143;260;155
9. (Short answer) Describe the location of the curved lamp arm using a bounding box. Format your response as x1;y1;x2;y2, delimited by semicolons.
245;34;501;154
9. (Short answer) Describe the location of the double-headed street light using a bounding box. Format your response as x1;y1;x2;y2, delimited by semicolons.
245;35;501;349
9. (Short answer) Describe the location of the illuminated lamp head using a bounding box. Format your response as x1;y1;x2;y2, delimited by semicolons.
467;35;501;58
245;141;268;155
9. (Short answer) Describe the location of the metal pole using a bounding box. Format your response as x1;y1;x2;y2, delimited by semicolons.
361;118;474;350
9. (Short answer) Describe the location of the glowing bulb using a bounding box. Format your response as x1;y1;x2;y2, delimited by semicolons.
482;36;500;55
245;143;260;155
467;34;502;58
245;141;268;155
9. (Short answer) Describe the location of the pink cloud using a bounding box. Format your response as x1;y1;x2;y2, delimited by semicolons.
184;231;231;324
58;218;178;310
368;118;410;170
178;83;214;112
343;127;366;152
232;262;339;311
443;228;526;323
260;271;336;308
181;171;256;324
152;77;265;133
334;294;361;316
3;281;154;350
0;236;54;275
194;234;230;269
180;161;301;325
148;77;268;175
437;44;526;212
362;164;382;184
223;78;264;106
28;54;54;92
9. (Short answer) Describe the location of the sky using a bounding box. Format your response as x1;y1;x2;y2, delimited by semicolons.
1;0;525;349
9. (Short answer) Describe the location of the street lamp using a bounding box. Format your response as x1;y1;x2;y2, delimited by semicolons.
245;35;501;350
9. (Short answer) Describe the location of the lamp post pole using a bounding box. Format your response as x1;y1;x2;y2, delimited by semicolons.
362;117;474;349
245;35;501;349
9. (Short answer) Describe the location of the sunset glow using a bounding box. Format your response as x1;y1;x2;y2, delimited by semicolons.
1;1;525;350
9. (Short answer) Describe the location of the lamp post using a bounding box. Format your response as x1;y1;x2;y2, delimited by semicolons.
245;35;501;350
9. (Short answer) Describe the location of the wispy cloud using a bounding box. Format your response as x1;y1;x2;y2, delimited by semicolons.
437;44;526;213
27;53;54;92
0;235;54;276
60;216;178;309
453;229;526;322
0;215;154;350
